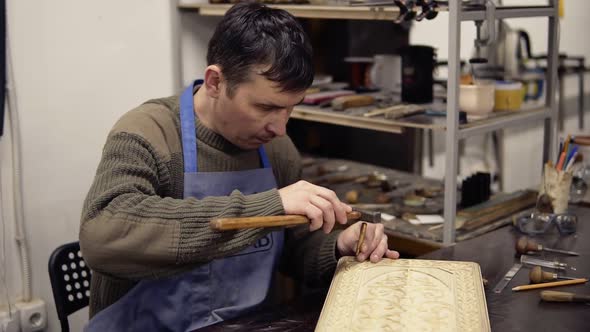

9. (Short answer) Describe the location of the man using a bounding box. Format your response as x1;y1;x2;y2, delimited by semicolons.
79;2;398;331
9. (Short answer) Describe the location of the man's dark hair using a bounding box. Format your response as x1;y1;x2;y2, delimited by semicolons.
207;2;314;97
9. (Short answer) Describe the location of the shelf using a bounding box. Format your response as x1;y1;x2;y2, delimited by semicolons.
461;5;555;21
291;106;404;134
458;107;550;139
292;104;550;137
179;2;556;22
179;3;400;21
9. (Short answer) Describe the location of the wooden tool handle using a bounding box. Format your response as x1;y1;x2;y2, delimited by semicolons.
541;291;590;303
331;95;374;111
516;237;542;254
210;211;362;231
530;266;557;284
573;136;590;146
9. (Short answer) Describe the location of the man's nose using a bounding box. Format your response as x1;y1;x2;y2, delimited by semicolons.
266;109;290;137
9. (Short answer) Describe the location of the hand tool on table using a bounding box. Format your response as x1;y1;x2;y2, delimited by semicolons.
316;164;349;176
210;208;381;231
314;174;361;185
541;291;590;303
345;190;360;204
301;157;316;168
315;171;384;186
362;171;388;188
516;236;580;256
512;278;588;292
520;255;570;271
349;203;393;210
493;263;522;294
529;266;579;284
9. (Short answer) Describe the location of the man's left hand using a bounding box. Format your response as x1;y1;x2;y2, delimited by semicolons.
336;222;400;262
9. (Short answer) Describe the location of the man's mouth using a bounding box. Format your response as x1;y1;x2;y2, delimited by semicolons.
255;136;273;144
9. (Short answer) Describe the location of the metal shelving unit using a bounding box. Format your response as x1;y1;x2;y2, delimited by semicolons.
442;1;560;244
180;0;560;245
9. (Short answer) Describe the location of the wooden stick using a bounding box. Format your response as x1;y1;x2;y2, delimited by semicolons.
512;278;588;292
356;222;368;256
210;211;362;231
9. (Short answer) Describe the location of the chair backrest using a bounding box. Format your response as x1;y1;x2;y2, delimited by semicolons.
48;241;91;332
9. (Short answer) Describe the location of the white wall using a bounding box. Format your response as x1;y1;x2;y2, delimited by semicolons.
2;1;179;331
414;1;590;191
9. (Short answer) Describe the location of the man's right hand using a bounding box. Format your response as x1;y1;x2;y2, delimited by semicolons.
278;180;351;234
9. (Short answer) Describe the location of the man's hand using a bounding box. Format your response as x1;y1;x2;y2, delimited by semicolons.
278;180;351;233
336;222;400;262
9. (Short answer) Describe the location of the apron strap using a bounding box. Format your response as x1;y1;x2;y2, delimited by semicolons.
258;146;271;169
180;80;202;173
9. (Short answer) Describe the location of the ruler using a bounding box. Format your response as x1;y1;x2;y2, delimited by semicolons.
493;263;522;294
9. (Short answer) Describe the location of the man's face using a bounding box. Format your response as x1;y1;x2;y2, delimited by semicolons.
213;69;305;150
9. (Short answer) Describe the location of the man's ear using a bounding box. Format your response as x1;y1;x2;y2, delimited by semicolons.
203;65;224;98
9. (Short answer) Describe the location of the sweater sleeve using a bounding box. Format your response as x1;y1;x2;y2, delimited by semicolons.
281;226;342;287
267;137;341;287
79;131;284;280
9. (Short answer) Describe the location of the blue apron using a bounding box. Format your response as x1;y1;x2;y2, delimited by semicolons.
85;80;284;331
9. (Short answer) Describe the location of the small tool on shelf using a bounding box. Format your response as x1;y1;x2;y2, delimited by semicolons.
331;95;375;111
516;236;580;256
529;266;579;284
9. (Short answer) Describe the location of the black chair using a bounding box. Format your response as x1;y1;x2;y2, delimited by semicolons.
48;241;91;332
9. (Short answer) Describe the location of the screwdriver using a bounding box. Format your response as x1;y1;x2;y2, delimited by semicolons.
516;236;580;256
529;266;578;284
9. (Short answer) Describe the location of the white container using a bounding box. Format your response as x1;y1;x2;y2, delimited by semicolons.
459;81;495;118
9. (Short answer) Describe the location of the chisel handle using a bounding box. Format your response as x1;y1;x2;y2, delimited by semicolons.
541;291;590;303
572;136;590;146
210;211;362;231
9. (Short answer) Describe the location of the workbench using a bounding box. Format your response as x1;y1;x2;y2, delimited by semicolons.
199;205;590;332
301;157;536;256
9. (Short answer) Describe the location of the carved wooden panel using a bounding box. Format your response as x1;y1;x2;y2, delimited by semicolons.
316;257;490;332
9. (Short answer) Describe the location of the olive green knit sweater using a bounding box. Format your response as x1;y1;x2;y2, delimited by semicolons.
79;95;340;318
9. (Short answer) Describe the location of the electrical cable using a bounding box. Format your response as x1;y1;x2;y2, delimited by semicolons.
0;162;13;319
5;8;32;302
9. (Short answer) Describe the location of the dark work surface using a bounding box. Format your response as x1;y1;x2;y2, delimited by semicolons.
198;290;327;332
421;205;590;332
199;206;590;332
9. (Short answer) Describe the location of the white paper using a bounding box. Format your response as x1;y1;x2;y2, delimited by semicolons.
408;215;444;225
381;213;395;222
